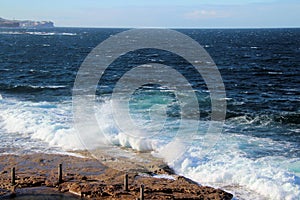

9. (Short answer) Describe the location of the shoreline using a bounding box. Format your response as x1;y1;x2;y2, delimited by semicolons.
0;152;233;199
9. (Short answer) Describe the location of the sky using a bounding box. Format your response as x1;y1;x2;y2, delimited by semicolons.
0;0;299;28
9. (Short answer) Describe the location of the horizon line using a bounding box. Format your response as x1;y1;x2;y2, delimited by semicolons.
53;25;300;29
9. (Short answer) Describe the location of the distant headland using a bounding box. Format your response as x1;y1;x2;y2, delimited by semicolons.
0;17;54;28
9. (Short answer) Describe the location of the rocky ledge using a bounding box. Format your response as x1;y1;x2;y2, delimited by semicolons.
0;153;233;199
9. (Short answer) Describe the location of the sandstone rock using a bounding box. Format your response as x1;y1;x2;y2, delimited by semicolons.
0;153;233;200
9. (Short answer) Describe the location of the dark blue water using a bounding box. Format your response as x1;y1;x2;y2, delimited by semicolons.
0;28;299;199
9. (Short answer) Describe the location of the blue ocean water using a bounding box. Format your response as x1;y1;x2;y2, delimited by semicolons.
0;28;299;199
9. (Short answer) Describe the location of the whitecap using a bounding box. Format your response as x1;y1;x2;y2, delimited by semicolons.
268;71;283;75
60;32;77;36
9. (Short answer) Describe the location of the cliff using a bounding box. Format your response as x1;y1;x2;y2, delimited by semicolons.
0;17;54;28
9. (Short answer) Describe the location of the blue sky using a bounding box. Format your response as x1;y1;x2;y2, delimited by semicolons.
0;0;299;28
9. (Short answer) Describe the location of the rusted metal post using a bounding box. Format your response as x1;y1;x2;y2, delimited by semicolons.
140;184;144;200
124;173;129;191
58;163;62;184
11;167;15;185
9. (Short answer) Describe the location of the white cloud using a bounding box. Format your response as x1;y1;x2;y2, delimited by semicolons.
184;10;227;19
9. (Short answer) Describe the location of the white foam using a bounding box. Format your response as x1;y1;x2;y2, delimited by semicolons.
60;32;77;36
92;99;300;199
24;85;67;89
1;97;299;199
39;85;67;89
111;132;155;152
25;31;77;36
0;98;84;154
94;99;164;152
0;97;161;153
164;134;300;200
268;71;283;75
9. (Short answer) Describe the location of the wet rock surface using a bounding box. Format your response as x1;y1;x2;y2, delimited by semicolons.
0;153;233;199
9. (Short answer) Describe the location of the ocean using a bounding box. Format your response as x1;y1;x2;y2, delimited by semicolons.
0;28;299;199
